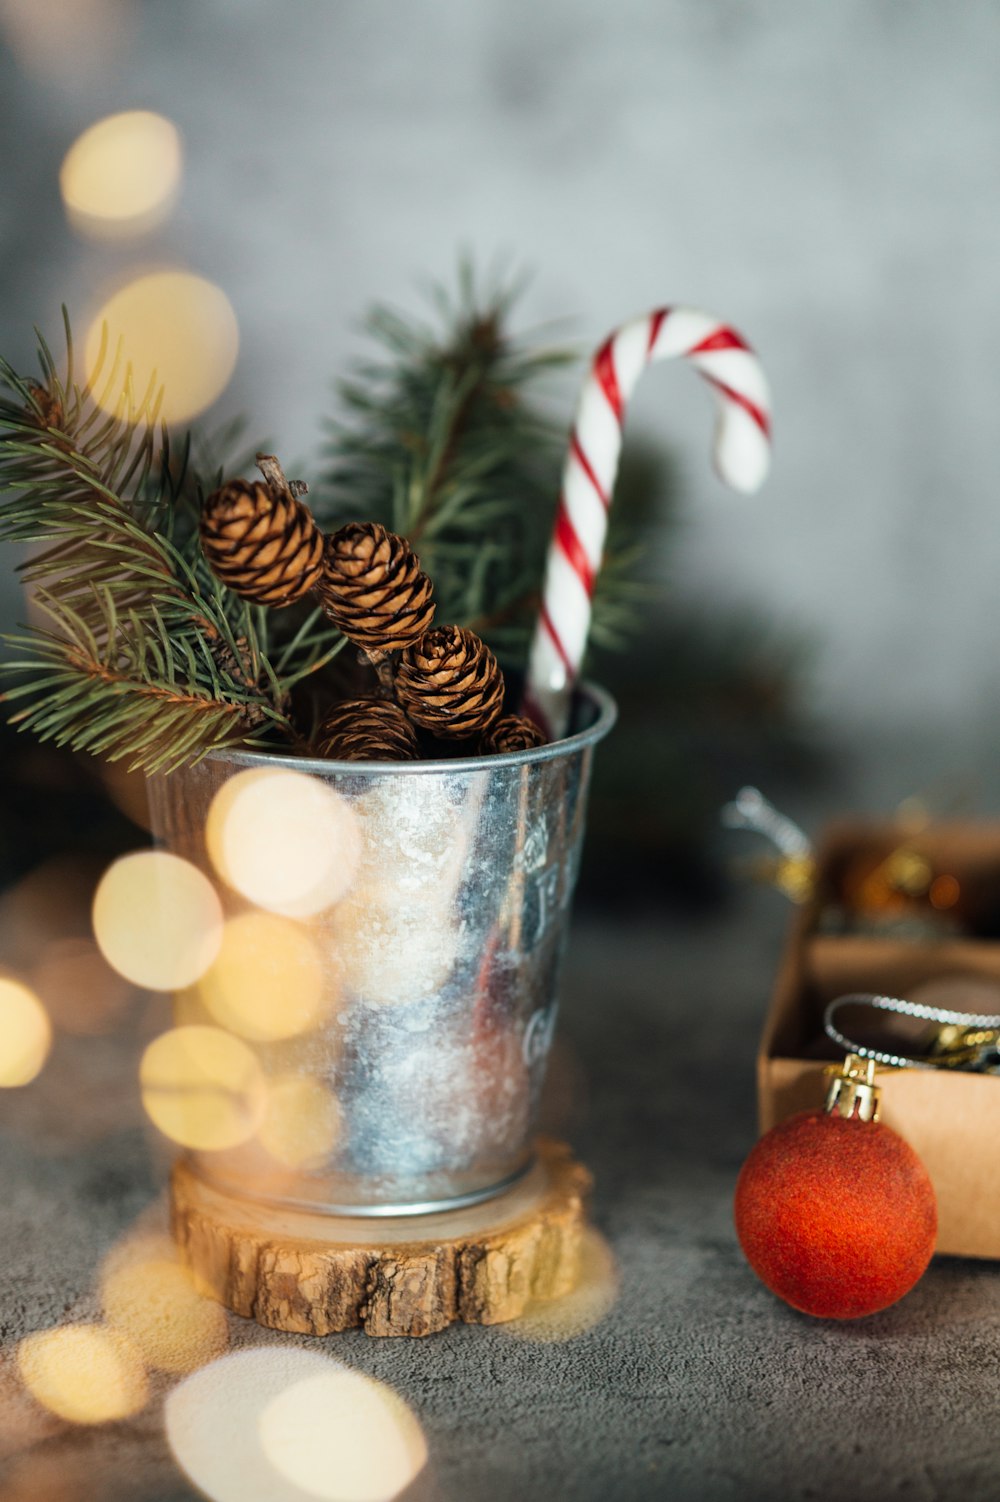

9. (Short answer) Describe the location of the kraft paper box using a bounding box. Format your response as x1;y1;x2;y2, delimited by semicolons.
757;820;1000;1259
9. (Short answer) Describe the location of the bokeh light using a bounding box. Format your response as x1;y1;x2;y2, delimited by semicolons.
929;873;961;910
101;1232;227;1374
259;1369;427;1502
99;759;154;831
140;1025;266;1151
258;1076;341;1170
0;1449;85;1502
32;938;132;1036
84;271;239;426
206;768;361;918
199;912;327;1042
0;978;52;1086
60;111;182;239
17;1324;147;1425
0;0;134;82
0;856;98;974
93;850;223;991
166;1348;426;1502
500;1227;618;1343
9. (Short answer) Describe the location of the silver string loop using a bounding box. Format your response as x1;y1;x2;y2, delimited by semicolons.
824;992;1000;1074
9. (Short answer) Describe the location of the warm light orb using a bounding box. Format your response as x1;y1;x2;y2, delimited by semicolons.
260;1369;427;1502
32;938;132;1036
84;271;239;426
0;1448;83;1502
166;1349;426;1502
199;912;327;1042
18;1324;148;1425
93;851;223;991
929;873;961;911
60;111;182;239
101;1233;228;1374
501;1227;618;1343
0;978;51;1086
258;1075;341;1170
0;0;133;84
140;1025;266;1151
206;768;361;918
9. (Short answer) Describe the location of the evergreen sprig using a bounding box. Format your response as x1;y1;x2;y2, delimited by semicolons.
0;315;311;773
318;270;635;663
0;275;642;774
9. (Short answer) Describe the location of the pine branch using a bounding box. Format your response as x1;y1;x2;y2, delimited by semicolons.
0;315;311;773
317;272;642;670
0;276;648;778
319;280;558;661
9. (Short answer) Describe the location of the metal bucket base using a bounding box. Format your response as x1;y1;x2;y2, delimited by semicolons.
185;1153;535;1220
170;1138;593;1337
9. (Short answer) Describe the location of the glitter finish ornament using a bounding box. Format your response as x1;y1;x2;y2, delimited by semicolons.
734;1057;937;1319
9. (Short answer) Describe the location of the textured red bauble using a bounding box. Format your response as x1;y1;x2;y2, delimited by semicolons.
734;1110;937;1319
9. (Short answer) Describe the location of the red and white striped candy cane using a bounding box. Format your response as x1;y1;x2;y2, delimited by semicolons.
524;306;772;739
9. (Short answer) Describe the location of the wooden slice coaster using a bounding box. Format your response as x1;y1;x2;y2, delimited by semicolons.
170;1138;592;1338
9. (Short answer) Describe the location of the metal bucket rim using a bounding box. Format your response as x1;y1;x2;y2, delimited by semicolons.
205;679;617;777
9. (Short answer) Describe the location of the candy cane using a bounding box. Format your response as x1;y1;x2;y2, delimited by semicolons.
524;306;772;739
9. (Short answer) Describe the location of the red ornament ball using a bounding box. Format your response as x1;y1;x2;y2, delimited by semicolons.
734;1110;937;1319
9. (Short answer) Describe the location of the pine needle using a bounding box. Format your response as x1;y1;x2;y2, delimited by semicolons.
0;275;642;775
0;315;311;773
317;271;638;666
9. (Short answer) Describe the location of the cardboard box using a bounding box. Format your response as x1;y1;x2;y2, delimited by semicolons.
758;820;1000;1259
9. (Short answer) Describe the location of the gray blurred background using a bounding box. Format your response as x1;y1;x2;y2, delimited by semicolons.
2;0;999;748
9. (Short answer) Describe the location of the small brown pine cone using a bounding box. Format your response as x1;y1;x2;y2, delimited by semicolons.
316;698;419;762
26;382;63;430
316;523;435;654
396;625;505;740
480;714;547;755
200;479;323;607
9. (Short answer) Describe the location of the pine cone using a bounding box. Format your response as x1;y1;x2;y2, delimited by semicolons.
480;714;547;755
316;698;419;762
317;523;435;654
26;382;63;430
396;626;505;739
200;479;323;607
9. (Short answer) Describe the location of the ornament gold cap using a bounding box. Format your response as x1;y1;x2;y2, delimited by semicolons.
824;1053;881;1123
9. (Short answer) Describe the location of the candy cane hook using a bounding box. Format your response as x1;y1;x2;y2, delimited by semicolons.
525;306;772;739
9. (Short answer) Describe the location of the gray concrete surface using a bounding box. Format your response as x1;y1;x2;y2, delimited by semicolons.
1;796;998;1501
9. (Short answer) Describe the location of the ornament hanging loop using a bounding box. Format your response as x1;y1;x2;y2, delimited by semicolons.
824;1053;881;1123
825;992;1000;1073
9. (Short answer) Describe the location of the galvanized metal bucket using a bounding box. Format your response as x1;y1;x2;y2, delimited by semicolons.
147;682;615;1216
